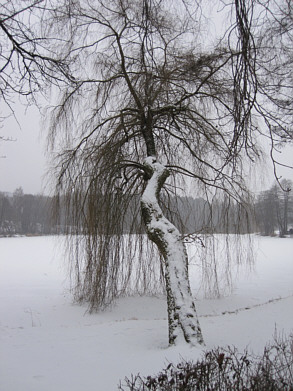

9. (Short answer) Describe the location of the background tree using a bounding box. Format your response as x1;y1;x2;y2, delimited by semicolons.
255;179;293;236
0;0;72;94
0;0;73;148
255;189;278;236
0;189;54;236
0;191;15;235
273;179;292;237
253;0;293;175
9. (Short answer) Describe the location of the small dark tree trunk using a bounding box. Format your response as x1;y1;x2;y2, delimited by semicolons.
141;156;204;346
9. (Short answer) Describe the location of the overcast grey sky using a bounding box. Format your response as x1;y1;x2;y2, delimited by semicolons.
0;1;292;196
0;104;48;195
1;3;292;196
1;101;293;196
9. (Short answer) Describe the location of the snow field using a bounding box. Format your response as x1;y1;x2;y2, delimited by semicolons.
0;235;292;390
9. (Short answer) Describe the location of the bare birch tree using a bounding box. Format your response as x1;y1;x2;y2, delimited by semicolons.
42;0;293;346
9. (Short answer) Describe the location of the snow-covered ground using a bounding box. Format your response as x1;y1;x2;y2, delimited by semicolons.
0;235;292;391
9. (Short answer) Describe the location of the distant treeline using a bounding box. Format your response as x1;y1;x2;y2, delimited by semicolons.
1;183;292;237
254;179;293;237
0;188;55;236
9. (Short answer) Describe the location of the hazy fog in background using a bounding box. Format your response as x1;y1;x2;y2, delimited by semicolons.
1;2;292;196
1;104;48;195
1;103;293;196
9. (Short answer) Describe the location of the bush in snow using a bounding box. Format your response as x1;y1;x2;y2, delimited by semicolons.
119;334;293;390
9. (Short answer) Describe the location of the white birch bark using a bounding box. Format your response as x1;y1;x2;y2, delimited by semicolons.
141;156;204;346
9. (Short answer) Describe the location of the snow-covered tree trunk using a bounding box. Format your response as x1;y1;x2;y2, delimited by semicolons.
141;156;204;346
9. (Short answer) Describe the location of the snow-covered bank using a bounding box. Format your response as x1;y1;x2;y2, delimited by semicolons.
0;235;292;391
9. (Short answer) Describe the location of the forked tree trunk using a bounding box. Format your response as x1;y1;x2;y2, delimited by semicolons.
141;156;204;346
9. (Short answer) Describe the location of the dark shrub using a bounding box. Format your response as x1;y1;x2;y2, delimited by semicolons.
119;334;293;390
